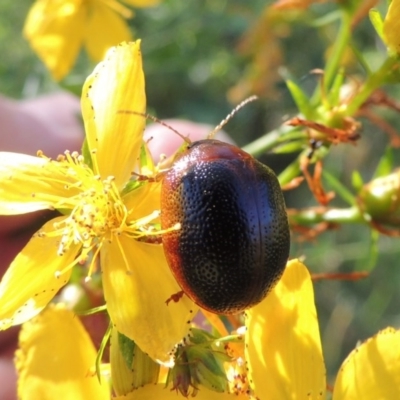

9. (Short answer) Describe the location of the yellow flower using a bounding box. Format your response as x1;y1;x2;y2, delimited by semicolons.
0;41;195;363
16;260;400;399
16;304;109;400
24;0;160;81
16;304;243;399
114;385;243;399
245;259;400;399
383;0;400;54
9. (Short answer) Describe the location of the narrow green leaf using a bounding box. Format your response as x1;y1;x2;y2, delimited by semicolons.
369;9;385;42
286;80;313;119
309;10;341;28
373;146;393;178
212;334;244;344
323;169;355;206
76;304;108;316
367;229;380;271
328;67;345;106
273;141;304;154
121;179;144;195
278;158;301;186
352;170;364;191
350;43;372;75
96;321;112;381
81;137;93;170
139;141;155;173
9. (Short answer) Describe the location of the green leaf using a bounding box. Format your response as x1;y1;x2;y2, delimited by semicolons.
278;158;301;186
328;67;345;106
121;179;144;196
118;332;136;369
373;146;394;178
367;229;380;271
369;9;385;42
273;141;304;154
81;137;93;170
139;141;155;173
112;329;160;395
121;142;159;196
76;304;108;316
96;322;112;381
323;169;355;206
350;43;372;75
286;80;313;119
189;328;218;345
212;334;244;344
352;170;364;191
309;10;341;28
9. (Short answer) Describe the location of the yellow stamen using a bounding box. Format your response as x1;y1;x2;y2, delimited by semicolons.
85;242;103;281
35;147;171;282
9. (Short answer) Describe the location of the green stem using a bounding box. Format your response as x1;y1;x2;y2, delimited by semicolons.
289;205;364;225
345;56;399;116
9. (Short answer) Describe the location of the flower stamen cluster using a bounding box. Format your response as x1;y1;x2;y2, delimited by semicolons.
38;148;166;282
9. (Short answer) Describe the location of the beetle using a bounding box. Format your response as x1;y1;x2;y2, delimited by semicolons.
160;138;290;314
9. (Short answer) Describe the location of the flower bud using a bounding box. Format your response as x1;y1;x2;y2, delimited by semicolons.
167;328;232;396
358;170;400;227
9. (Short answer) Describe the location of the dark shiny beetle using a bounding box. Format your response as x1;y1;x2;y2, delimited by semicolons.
161;139;290;314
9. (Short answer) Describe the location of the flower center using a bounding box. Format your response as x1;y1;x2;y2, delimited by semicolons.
51;152;129;259
36;150;178;280
57;176;126;253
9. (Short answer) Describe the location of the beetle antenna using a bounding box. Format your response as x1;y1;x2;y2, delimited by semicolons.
118;110;191;144
207;95;258;139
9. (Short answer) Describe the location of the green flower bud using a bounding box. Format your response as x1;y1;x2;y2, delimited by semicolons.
167;328;232;396
358;170;400;227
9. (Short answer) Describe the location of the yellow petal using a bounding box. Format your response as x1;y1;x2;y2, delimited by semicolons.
121;0;160;7
0;217;80;330
245;259;326;400
16;304;109;400
333;327;400;400
123;181;161;221
84;2;132;62
383;0;400;54
101;236;197;363
0;152;79;215
113;383;246;399
23;0;86;81
82;41;145;189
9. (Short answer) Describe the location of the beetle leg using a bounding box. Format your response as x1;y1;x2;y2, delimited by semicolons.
165;290;185;306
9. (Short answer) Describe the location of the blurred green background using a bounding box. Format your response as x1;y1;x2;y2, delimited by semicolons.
1;0;400;386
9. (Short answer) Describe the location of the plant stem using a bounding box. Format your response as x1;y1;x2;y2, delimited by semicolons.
288;205;364;225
